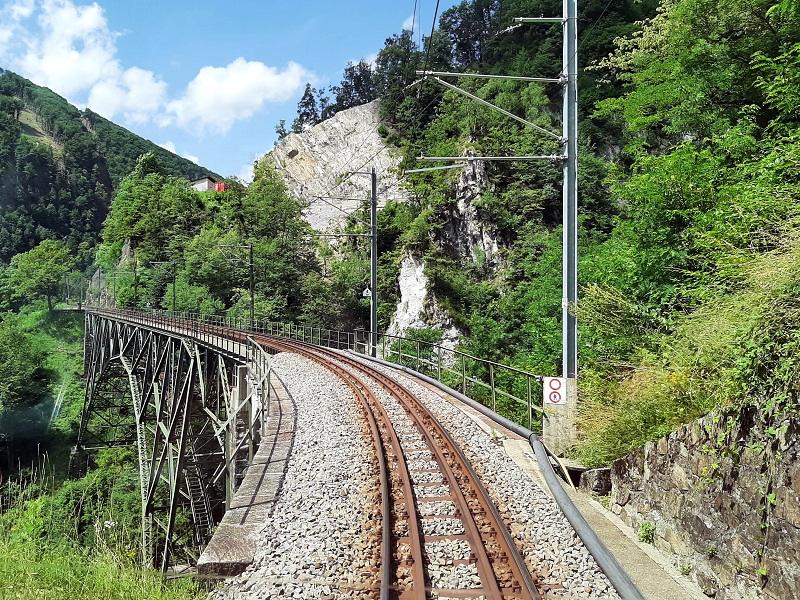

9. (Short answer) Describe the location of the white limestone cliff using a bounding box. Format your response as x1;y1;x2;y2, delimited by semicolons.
269;100;409;231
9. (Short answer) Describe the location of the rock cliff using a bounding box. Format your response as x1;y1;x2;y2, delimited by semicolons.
267;103;507;343
386;253;460;352
269;101;409;231
438;159;501;269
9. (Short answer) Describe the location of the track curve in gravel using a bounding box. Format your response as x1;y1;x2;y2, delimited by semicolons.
259;336;541;600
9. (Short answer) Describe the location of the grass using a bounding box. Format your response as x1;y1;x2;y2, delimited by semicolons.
0;540;202;600
0;308;204;600
17;110;62;155
0;531;204;600
574;235;800;467
0;451;203;600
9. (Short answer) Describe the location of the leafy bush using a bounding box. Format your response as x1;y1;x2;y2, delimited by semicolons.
638;521;656;544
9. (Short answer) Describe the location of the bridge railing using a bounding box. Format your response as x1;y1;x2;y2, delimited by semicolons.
245;320;546;431
86;307;546;432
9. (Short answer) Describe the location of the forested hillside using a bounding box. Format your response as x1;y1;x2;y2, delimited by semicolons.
277;0;800;467
0;69;217;265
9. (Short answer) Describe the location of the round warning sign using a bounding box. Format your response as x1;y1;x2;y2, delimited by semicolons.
543;377;567;405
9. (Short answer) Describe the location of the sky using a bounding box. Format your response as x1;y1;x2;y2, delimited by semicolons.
0;0;459;181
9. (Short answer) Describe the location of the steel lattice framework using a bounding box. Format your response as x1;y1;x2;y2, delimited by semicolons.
72;311;269;572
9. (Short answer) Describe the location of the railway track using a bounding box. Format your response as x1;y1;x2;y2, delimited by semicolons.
251;333;541;599
86;309;641;599
151;314;541;597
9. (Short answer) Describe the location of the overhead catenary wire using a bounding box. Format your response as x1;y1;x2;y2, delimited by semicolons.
510;0;615;80
416;70;563;84
417;0;441;101
301;193;371;227
324;0;427;194
304;0;427;201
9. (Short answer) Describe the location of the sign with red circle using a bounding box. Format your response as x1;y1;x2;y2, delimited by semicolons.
543;377;567;405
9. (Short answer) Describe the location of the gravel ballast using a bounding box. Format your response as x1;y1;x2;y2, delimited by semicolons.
215;348;621;599
214;352;380;600
344;356;621;600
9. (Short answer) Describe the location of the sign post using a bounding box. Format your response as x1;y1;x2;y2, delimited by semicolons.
542;376;577;455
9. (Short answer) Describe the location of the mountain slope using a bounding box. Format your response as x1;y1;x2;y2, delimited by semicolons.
0;69;218;264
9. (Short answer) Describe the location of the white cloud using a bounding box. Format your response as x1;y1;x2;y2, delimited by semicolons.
365;52;377;68
2;0;311;136
165;58;309;134
0;0;35;57
158;140;177;153
402;14;415;31
9;0;167;123
0;28;12;55
158;140;200;164
238;161;254;184
346;52;377;70
9;0;34;19
89;66;167;123
19;0;119;98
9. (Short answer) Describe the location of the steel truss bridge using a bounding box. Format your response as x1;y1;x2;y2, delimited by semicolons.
73;309;270;571
72;306;547;574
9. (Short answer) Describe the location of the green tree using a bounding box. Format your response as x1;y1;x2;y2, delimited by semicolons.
0;317;50;416
330;61;378;113
274;119;289;140
292;83;320;132
7;240;74;310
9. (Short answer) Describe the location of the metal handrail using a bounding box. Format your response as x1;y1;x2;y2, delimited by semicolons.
255;320;546;431
84;305;548;432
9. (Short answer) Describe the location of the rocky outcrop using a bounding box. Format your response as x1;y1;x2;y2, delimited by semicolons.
610;405;800;599
269;101;409;231
438;159;501;269
387;253;461;352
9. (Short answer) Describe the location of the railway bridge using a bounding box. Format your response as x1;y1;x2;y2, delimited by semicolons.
72;307;650;599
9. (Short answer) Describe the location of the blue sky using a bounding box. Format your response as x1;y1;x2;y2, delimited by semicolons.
0;0;459;179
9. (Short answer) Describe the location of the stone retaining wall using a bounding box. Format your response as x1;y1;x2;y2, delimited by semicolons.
610;404;800;599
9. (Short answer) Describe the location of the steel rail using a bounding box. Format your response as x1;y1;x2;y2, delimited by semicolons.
152;312;427;598
262;337;427;599
263;335;540;599
115;311;411;596
349;352;647;600
134;311;537;597
88;308;643;599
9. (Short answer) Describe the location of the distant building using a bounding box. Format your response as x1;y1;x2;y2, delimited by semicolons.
190;175;225;192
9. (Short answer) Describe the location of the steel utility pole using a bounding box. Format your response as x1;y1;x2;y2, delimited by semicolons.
217;243;255;325
133;251;138;308
314;169;379;356
416;1;579;380
370;167;378;358
563;0;579;380
515;2;578;379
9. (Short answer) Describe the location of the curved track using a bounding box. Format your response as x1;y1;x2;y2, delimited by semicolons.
122;313;542;598
257;334;541;599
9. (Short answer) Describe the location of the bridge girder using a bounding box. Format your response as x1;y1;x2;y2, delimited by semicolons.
72;311;268;572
